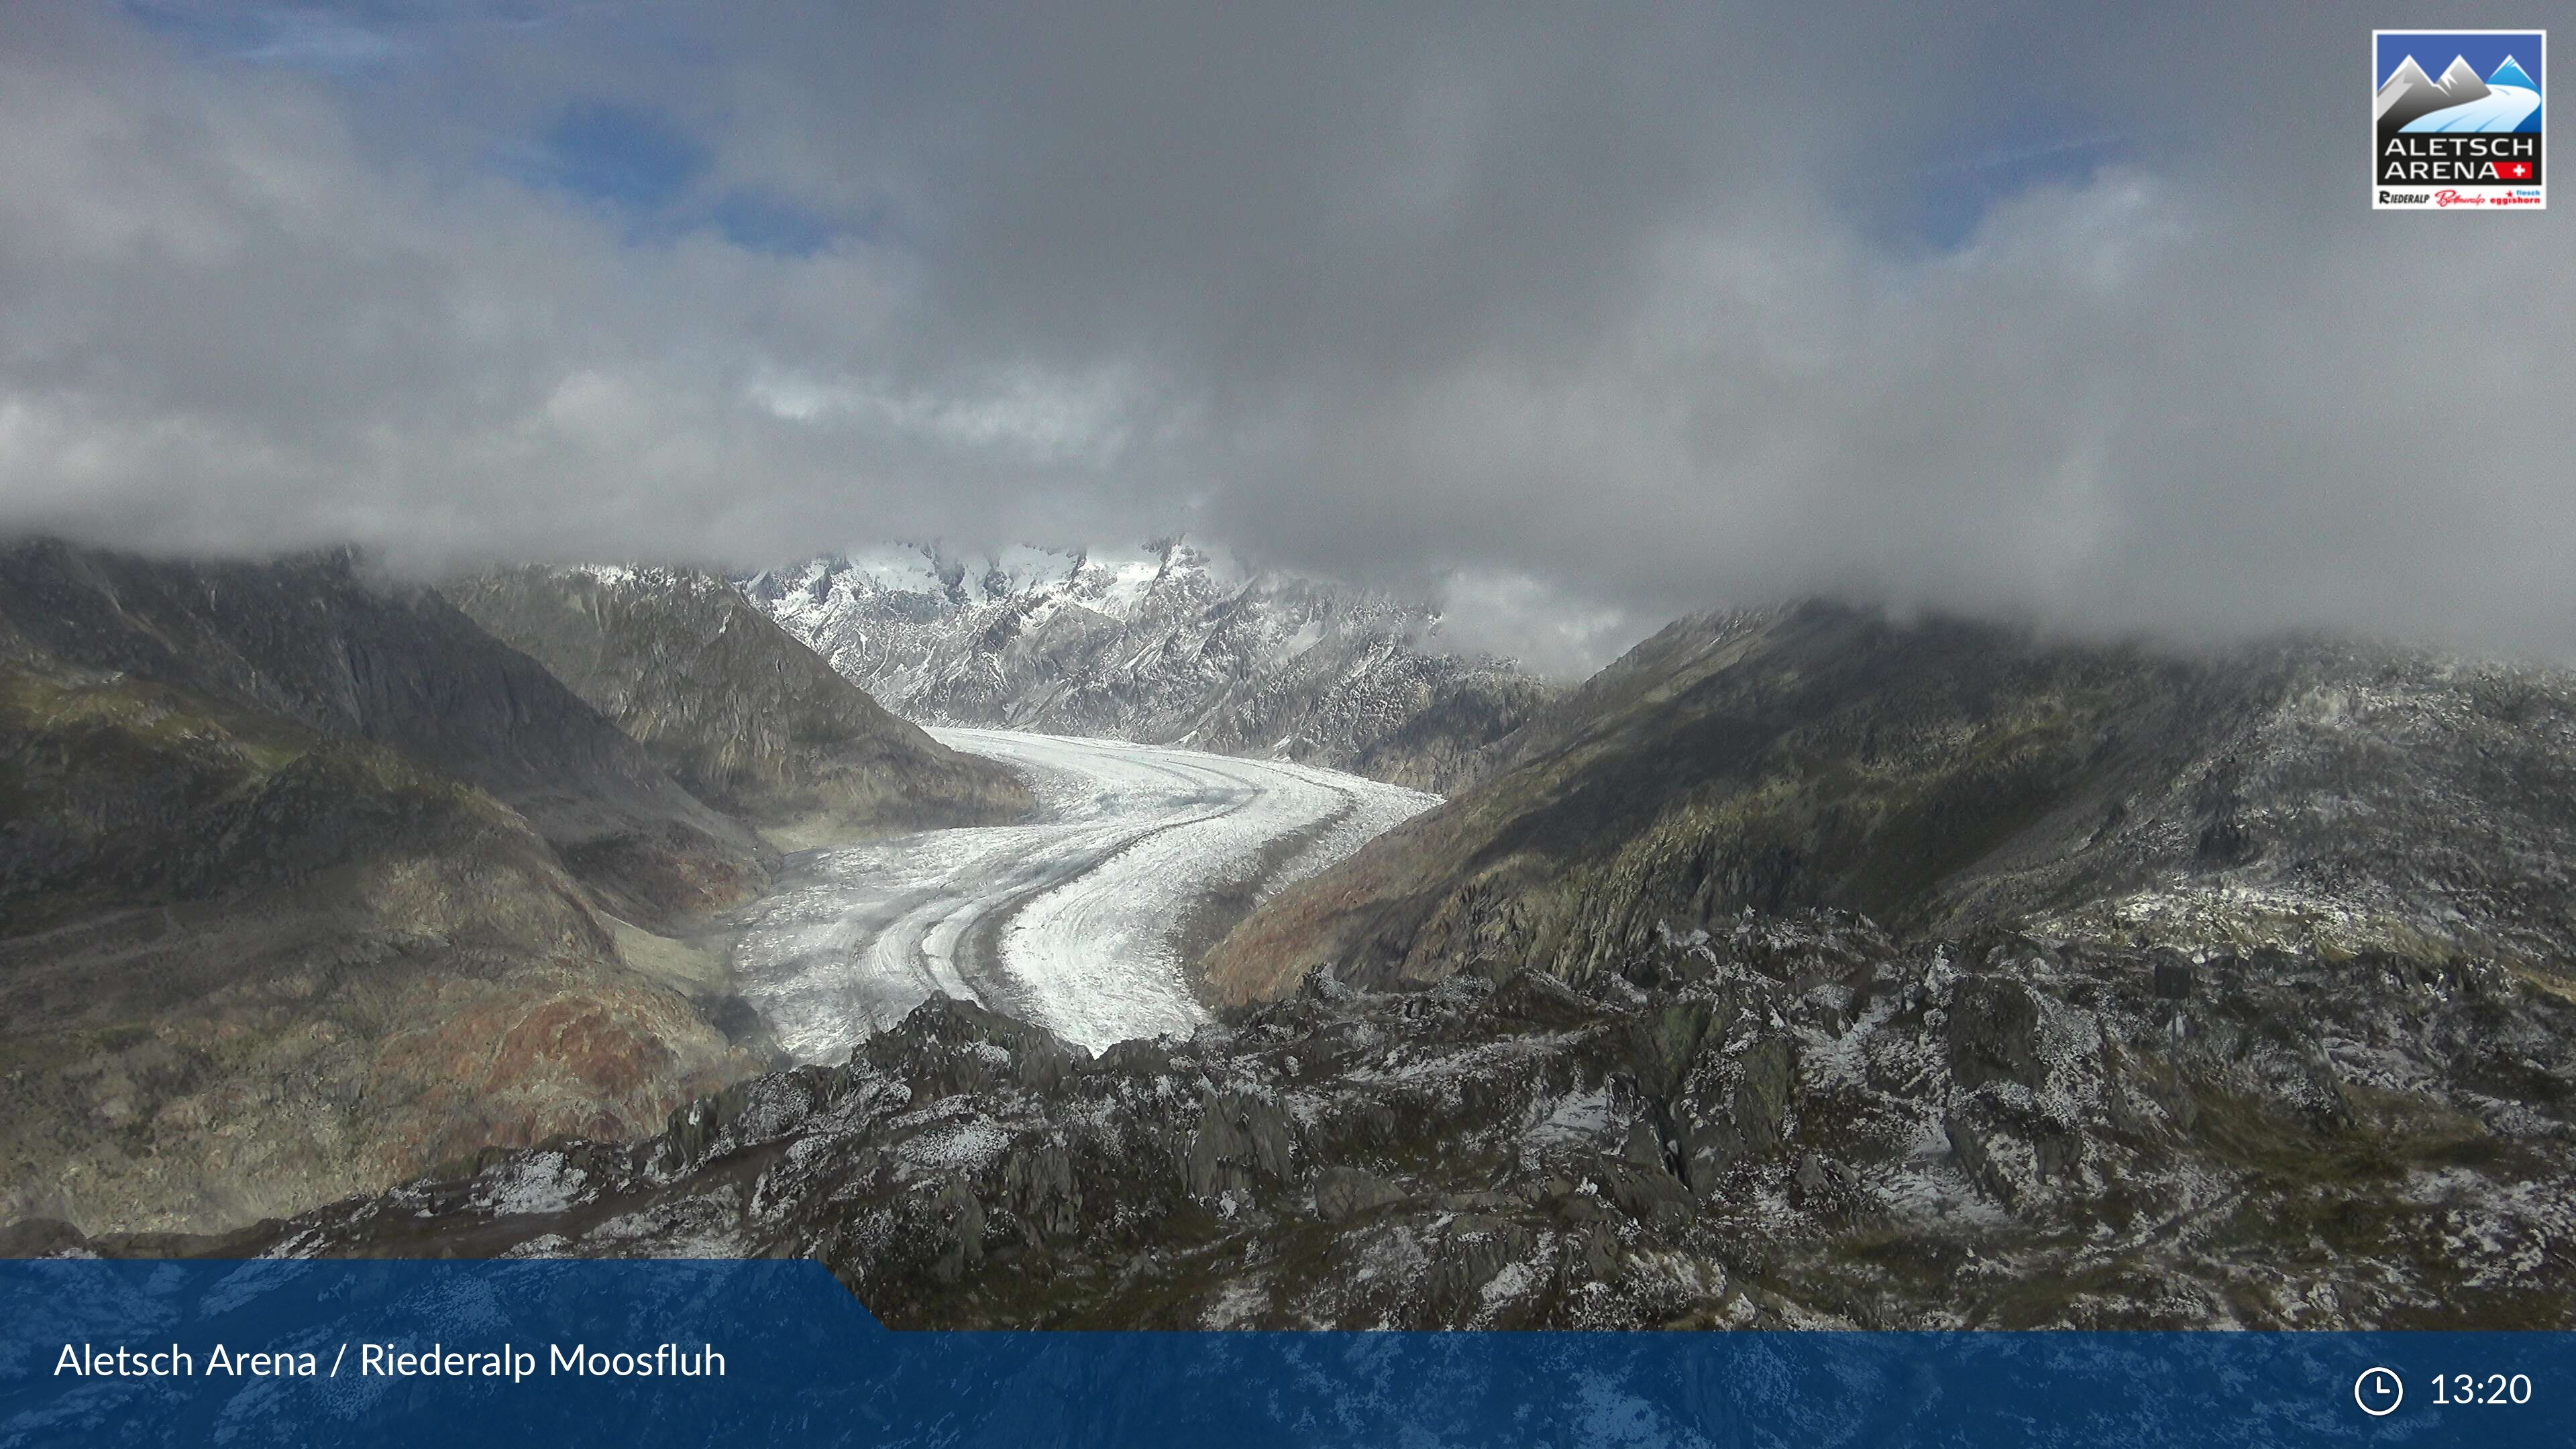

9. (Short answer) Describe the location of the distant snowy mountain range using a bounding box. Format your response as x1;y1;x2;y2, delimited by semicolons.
741;540;1554;793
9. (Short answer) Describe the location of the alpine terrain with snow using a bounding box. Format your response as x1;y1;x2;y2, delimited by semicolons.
743;540;1554;794
72;597;2576;1333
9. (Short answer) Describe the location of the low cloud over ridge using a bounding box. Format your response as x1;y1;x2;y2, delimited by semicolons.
2;2;2569;673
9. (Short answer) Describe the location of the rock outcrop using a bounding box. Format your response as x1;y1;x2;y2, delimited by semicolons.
91;910;2576;1330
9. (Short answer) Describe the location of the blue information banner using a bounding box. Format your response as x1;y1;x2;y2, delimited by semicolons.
0;1259;2565;1446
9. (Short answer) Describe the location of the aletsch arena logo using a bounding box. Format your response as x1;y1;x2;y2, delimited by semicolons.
2373;30;2546;210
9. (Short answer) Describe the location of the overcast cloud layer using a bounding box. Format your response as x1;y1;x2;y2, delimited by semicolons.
1;1;2569;674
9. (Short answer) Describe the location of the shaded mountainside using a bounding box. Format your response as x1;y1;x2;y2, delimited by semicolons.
449;566;1030;849
0;541;772;930
1205;601;2576;1004
744;541;1554;794
0;541;774;1236
85;912;2576;1330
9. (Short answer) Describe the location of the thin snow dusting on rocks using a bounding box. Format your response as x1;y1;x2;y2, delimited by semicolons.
204;904;2576;1332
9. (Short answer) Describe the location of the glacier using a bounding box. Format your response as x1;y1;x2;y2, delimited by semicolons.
2401;84;2541;133
727;728;1438;1057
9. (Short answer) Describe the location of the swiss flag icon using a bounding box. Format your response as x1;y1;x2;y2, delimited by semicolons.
2497;160;2535;180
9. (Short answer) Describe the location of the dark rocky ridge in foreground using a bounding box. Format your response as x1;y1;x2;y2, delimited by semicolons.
65;909;2576;1330
449;565;1031;848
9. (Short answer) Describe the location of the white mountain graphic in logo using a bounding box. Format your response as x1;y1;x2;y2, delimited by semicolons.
2377;52;2543;136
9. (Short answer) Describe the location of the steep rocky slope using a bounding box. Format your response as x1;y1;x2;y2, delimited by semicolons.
743;541;1552;794
0;541;772;930
89;910;2576;1330
449;566;1030;849
0;651;761;1238
1205;601;2576;1002
0;542;773;1235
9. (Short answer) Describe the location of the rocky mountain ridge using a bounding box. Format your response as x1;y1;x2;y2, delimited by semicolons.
1206;600;2576;1003
448;564;1031;849
743;540;1553;794
0;541;774;932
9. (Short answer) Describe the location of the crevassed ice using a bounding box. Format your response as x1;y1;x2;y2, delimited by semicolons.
729;729;1438;1058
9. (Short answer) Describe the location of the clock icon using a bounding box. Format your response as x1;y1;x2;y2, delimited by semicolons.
2355;1366;2404;1417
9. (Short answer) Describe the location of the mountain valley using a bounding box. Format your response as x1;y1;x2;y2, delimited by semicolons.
25;587;2576;1330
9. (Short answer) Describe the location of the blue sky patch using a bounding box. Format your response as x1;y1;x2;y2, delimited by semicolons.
493;104;853;256
708;189;845;257
518;103;707;212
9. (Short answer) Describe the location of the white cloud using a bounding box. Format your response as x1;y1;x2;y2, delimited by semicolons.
1;2;2571;674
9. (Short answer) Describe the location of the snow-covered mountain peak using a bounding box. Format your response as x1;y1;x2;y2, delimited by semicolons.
788;539;1246;624
2436;54;2489;98
741;541;1555;793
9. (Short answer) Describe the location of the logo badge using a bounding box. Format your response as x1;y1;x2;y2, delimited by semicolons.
2373;30;2545;210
